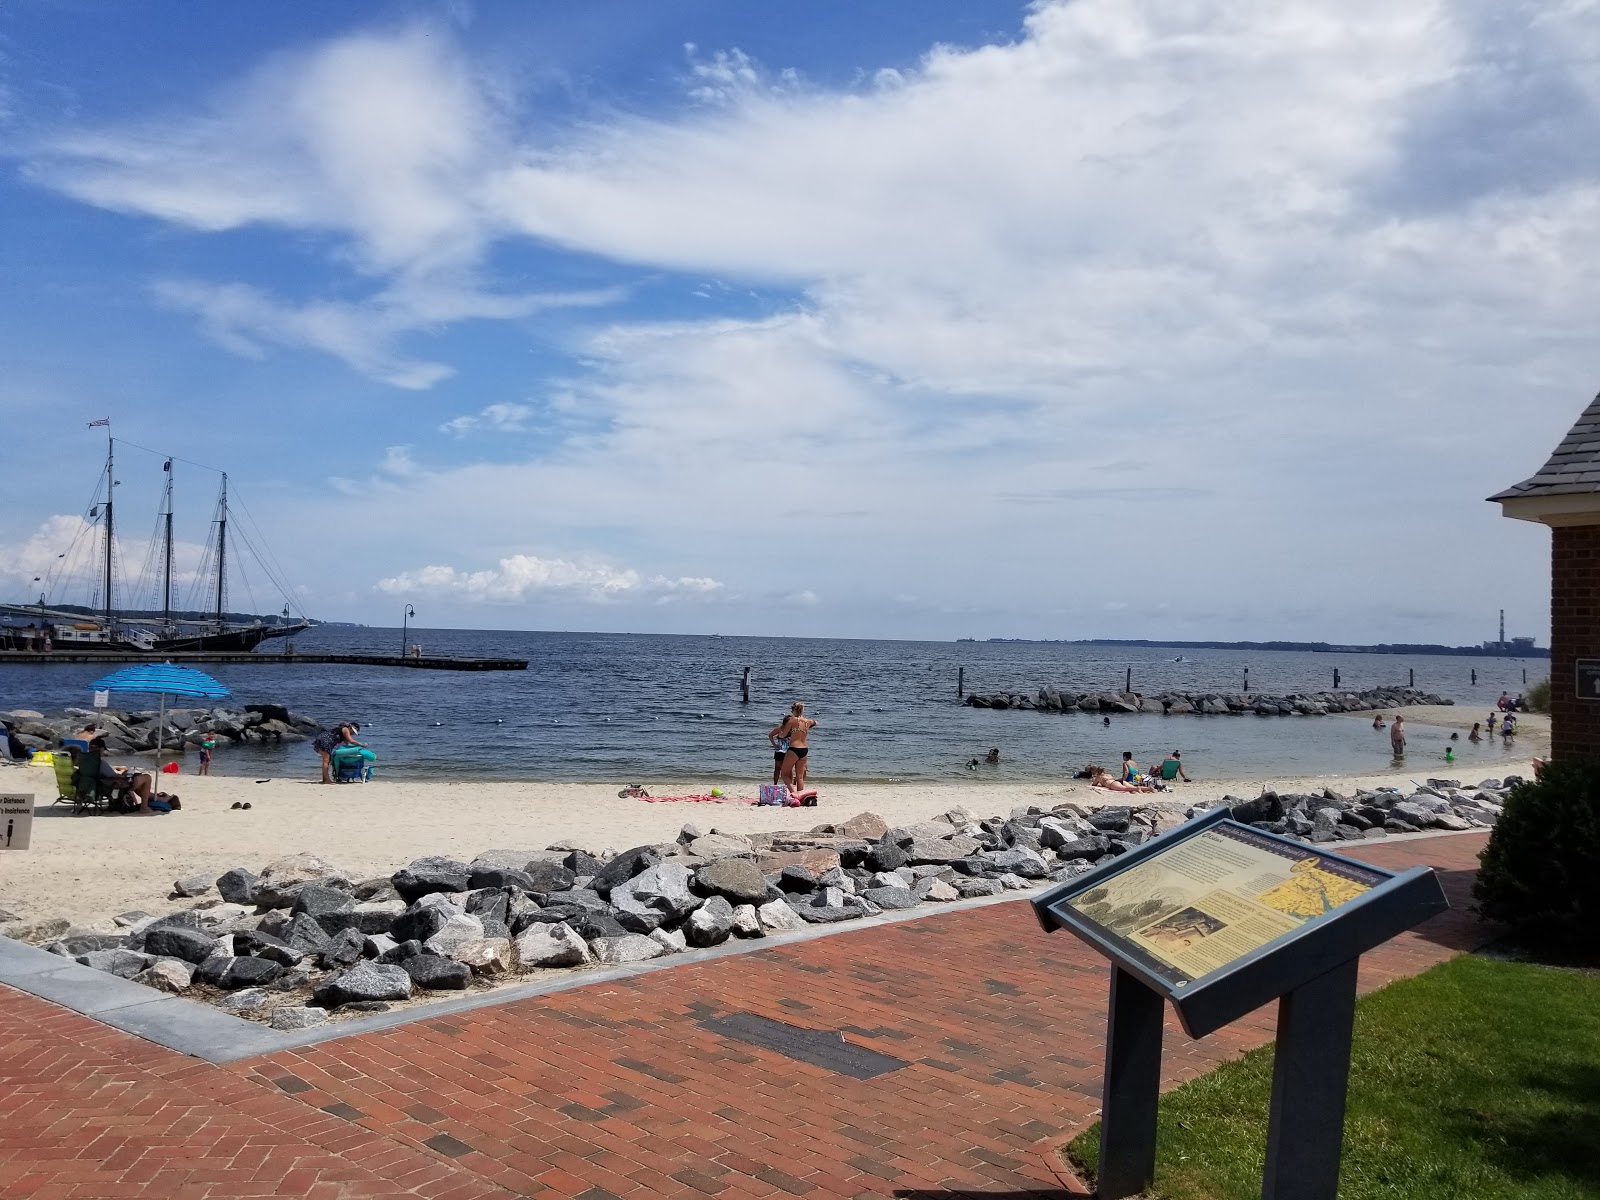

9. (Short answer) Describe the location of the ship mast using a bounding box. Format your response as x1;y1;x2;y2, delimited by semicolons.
161;459;174;633
214;473;228;631
102;437;115;626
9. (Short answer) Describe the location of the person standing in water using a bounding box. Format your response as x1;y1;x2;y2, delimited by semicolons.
775;702;818;794
1390;714;1406;757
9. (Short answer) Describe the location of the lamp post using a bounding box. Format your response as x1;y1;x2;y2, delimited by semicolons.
401;604;415;659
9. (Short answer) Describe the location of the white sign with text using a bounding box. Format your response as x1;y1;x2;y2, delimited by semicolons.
1;794;34;850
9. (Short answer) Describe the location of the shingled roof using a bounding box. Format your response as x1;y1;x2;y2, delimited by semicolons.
1489;391;1600;500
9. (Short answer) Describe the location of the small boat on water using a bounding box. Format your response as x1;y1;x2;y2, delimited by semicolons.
1;429;311;655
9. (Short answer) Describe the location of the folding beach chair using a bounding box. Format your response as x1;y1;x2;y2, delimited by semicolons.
64;750;113;815
330;746;373;783
1157;759;1181;782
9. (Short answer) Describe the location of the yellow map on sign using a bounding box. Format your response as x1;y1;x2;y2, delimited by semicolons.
1255;859;1371;921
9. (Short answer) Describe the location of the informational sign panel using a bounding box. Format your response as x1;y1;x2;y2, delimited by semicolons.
0;794;34;850
1032;808;1449;1200
1575;658;1600;701
93;690;110;709
1058;825;1389;986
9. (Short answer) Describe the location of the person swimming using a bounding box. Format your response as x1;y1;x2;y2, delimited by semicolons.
1469;722;1483;742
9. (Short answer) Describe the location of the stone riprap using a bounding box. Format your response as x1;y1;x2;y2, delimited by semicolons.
1;703;324;755
19;783;1510;1026
964;685;1451;716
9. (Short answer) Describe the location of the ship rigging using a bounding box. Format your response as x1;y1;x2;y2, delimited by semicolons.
2;428;311;654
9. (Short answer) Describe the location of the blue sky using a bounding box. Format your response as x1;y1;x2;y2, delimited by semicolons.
2;0;1596;643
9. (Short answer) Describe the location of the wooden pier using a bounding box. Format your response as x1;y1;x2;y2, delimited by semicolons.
0;651;527;671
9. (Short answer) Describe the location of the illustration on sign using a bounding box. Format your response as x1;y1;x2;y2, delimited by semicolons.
0;794;34;851
1060;825;1386;982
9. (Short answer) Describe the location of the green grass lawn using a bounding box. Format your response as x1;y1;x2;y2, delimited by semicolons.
1067;954;1600;1200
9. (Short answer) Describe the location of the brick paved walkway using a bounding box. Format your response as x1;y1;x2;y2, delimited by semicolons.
0;834;1489;1199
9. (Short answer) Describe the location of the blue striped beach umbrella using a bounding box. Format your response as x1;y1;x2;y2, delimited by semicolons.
89;663;230;761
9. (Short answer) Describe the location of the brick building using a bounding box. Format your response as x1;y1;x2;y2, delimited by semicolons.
1491;392;1600;763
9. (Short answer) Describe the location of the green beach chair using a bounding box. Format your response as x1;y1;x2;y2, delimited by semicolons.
1157;759;1182;782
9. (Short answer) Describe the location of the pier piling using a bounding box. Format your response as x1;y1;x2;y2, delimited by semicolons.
1409;668;1415;687
741;666;751;704
1125;666;1132;692
1334;669;1341;688
958;667;965;699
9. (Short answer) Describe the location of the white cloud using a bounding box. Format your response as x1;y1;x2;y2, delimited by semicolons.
375;554;722;605
440;402;534;436
17;2;1600;637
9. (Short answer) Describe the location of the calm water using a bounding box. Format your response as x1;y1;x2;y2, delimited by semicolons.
0;629;1544;785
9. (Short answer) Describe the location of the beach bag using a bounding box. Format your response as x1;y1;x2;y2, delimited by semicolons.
758;783;790;806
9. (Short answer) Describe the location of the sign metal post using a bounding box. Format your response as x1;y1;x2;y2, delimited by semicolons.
1098;967;1164;1198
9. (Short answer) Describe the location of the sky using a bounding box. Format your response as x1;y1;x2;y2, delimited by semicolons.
1;0;1596;644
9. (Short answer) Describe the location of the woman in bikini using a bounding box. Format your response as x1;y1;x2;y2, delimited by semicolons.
776;702;817;794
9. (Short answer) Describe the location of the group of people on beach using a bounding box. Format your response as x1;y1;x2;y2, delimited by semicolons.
767;703;817;796
1082;749;1192;793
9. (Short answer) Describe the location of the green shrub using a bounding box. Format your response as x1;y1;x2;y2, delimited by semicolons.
1475;761;1600;946
1524;676;1551;713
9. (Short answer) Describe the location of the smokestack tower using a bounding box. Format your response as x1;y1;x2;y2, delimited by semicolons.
1499;608;1506;651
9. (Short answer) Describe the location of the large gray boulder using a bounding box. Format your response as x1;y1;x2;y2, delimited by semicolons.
77;948;154;978
391;857;472;903
196;955;284;990
685;896;736;946
757;899;805;931
312;961;413;1007
215;867;261;906
591;846;663;897
514;922;592;968
143;926;218;964
467;866;538;892
630;863;701;917
403;954;472;990
979;847;1050;879
695;858;768;904
423;913;485;958
316;928;367;970
133;959;194;993
390;894;459;944
319;899;405;937
688;833;753;860
291;885;355;919
270;1006;330;1032
589;934;665;965
255;853;352;908
520;861;577;895
862;886;921;911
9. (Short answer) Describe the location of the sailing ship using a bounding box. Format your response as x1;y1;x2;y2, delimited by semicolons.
1;431;312;654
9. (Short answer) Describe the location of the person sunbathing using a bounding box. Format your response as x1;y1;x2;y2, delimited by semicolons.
87;737;157;812
1090;768;1154;794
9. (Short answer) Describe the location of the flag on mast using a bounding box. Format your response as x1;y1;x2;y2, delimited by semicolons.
87;417;110;428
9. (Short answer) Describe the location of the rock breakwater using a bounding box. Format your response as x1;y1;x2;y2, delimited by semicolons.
964;685;1451;716
2;704;323;755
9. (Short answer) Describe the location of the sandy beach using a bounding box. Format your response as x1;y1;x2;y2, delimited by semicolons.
0;715;1543;930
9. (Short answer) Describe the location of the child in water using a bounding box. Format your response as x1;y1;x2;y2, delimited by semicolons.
198;736;215;776
1444;745;1455;764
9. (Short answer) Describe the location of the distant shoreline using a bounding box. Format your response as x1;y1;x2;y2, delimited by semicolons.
968;637;1549;659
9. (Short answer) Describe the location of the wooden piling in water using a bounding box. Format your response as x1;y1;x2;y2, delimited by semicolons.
958;667;965;698
741;666;751;703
